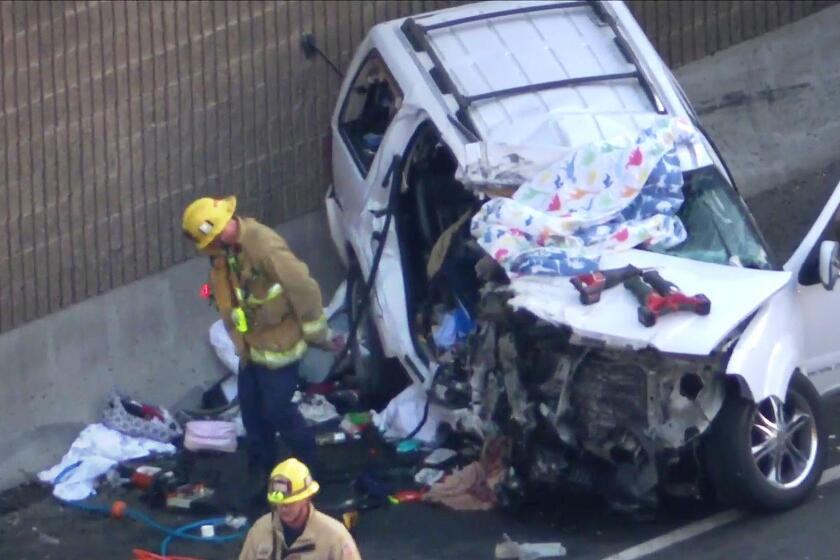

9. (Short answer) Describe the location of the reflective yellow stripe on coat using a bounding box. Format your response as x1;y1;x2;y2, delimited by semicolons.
301;314;327;336
249;339;308;369
245;283;283;306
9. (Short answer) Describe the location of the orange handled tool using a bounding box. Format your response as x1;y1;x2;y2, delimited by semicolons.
624;274;711;327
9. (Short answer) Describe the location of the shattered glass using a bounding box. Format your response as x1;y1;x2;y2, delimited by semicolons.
647;166;772;269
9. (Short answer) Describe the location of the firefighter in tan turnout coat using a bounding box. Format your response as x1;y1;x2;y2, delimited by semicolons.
238;458;362;560
182;196;333;491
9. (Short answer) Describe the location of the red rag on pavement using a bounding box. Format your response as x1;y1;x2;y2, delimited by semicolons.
305;382;337;396
132;549;205;560
393;490;425;503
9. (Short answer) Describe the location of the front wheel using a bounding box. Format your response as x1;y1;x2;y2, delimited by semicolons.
704;372;826;511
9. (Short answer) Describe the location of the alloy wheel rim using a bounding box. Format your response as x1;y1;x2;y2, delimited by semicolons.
750;393;818;490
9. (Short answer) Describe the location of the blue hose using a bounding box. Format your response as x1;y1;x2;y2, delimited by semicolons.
58;498;248;556
159;517;244;556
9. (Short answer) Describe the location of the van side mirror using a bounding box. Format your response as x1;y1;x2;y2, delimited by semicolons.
819;240;840;290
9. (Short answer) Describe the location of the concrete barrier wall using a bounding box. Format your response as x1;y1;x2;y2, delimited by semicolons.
0;0;466;335
2;1;835;336
628;0;838;69
675;4;840;200
0;208;343;491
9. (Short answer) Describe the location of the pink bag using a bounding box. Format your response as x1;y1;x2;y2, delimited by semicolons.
183;421;238;453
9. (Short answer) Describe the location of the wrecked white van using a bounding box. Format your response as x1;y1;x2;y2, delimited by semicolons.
324;0;839;511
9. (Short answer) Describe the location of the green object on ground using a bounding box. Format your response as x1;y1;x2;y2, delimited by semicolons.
396;439;421;453
346;411;372;426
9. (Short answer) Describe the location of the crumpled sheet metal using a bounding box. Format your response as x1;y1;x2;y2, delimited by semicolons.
498;334;532;428
458;140;578;192
470;116;698;276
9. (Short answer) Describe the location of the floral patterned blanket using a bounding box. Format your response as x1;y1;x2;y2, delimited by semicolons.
470;116;698;276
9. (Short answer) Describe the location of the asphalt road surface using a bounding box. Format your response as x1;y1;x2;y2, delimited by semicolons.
351;392;840;560
1;393;839;560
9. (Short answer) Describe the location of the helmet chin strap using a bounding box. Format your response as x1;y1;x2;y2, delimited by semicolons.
219;216;241;247
273;501;311;529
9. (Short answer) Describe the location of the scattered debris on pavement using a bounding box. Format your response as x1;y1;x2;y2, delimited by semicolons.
102;393;183;443
183;421;238;454
295;392;341;426
414;468;445;486
423;438;511;512
38;424;177;501
372;383;456;443
495;533;566;559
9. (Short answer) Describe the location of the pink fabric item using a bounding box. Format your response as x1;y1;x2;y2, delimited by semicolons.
423;437;512;511
422;462;496;511
183;420;238;453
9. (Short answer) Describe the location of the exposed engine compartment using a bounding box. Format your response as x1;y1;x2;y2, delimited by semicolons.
395;125;734;510
425;284;731;509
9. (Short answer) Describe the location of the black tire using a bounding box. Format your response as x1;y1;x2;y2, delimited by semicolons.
704;372;826;511
346;264;400;410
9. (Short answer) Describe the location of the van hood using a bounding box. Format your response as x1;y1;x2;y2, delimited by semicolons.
505;249;791;356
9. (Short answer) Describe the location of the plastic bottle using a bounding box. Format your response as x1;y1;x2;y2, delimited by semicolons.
316;432;347;445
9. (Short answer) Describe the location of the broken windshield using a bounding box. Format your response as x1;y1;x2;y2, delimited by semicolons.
647;166;773;270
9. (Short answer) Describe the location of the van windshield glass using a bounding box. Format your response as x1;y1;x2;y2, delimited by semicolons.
646;166;773;269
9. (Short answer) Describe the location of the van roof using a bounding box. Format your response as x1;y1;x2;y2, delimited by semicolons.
382;1;680;149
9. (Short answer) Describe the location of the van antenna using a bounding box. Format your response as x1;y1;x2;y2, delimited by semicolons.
301;33;344;79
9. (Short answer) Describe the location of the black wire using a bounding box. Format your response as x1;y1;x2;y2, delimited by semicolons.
401;363;444;442
403;392;431;442
322;155;435;445
311;43;343;79
325;157;400;381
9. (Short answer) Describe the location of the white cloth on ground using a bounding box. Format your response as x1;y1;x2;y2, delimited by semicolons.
292;391;340;425
372;383;454;444
425;448;458;466
415;468;445;486
221;375;238;403
37;423;176;501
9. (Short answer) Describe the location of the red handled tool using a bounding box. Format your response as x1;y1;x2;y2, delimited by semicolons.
570;265;651;305
623;273;711;327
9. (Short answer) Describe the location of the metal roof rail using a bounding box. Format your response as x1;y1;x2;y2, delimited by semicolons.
401;0;666;139
419;1;589;31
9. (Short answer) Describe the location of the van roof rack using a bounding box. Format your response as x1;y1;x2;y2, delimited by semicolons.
401;0;665;140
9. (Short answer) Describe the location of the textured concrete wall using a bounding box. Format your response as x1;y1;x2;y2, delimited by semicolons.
2;1;835;334
0;208;343;491
0;0;464;334
675;4;840;200
627;0;838;68
2;0;837;335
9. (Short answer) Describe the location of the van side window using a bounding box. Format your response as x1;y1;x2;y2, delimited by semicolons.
338;51;403;176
